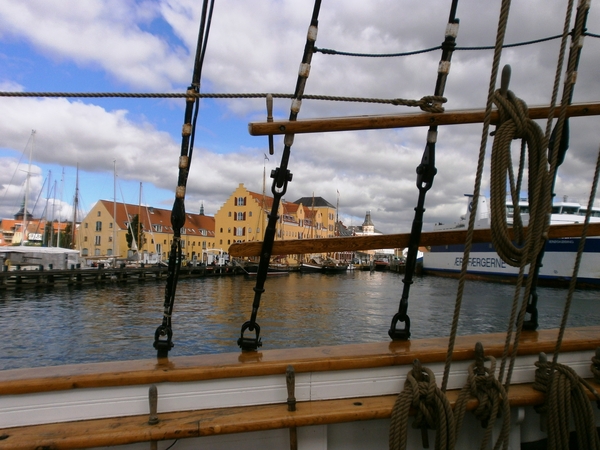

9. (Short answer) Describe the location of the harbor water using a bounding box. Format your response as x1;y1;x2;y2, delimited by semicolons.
1;271;599;371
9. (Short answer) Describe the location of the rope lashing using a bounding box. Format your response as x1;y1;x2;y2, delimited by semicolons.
389;360;455;450
489;86;549;267
453;343;510;450
533;352;600;450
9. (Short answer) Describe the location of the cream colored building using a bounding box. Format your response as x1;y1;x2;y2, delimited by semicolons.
214;184;337;263
78;200;216;264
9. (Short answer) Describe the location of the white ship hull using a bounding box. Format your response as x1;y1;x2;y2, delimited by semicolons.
423;237;600;285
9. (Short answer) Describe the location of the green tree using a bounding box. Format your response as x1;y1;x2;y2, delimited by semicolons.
60;223;73;249
126;215;144;251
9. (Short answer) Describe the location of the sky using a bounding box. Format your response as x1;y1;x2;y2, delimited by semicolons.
0;0;599;234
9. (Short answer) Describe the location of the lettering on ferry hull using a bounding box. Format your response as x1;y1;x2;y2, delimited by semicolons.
454;257;507;268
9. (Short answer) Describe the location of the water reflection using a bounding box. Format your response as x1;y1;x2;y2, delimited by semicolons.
0;272;598;370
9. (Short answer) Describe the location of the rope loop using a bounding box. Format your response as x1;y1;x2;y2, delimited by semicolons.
389;359;455;450
489;87;550;267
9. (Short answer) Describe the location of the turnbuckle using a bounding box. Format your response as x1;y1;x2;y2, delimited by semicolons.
153;325;174;358
238;321;262;351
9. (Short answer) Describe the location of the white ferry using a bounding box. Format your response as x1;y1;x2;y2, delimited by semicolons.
423;194;600;285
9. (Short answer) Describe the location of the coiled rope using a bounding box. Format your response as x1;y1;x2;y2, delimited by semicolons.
533;353;600;450
389;360;455;450
489;88;549;267
453;344;510;450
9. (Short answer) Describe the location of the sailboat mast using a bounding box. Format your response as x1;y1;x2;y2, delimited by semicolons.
71;165;79;249
21;129;35;245
112;160;117;265
138;182;142;257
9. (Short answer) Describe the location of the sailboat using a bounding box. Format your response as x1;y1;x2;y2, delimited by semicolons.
2;1;600;449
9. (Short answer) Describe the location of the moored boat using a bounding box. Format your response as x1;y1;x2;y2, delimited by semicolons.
423;195;600;286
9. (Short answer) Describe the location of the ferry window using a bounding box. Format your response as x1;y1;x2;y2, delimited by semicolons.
552;206;561;213
95;221;102;231
563;206;579;214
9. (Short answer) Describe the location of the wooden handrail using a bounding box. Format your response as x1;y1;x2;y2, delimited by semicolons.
3;381;599;449
229;222;600;257
248;101;600;136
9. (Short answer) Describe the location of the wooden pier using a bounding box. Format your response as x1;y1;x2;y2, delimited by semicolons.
0;265;242;290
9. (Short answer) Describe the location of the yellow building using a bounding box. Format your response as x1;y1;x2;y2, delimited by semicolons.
214;183;337;263
78;200;216;264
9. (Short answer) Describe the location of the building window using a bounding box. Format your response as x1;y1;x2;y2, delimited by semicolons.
97;211;101;217
249;211;252;217
95;236;101;246
228;211;231;217
84;223;88;229
84;236;88;242
248;227;252;233
153;224;162;232
236;212;245;221
108;236;113;242
95;221;102;231
107;249;113;256
228;228;231;233
234;227;245;236
82;248;89;256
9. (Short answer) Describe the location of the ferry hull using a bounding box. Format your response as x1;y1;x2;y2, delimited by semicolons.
423;238;600;286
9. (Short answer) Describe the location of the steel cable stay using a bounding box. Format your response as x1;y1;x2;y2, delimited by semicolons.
153;0;216;358
237;0;322;352
388;0;460;342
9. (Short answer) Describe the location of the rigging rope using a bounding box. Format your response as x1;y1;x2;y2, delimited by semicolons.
313;31;599;58
0;91;445;112
153;0;215;358
237;0;322;351
453;343;510;450
388;0;459;341
441;0;513;393
389;360;455;450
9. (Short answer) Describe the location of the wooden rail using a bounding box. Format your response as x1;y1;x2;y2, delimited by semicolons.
248;101;600;136
229;222;600;257
1;326;599;449
5;382;600;450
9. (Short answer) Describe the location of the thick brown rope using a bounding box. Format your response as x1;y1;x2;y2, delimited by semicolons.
453;347;510;450
0;91;446;112
390;360;456;450
441;0;513;394
534;355;600;450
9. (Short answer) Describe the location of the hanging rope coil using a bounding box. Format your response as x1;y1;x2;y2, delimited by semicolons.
489;88;549;267
453;343;510;450
389;360;455;450
533;353;600;450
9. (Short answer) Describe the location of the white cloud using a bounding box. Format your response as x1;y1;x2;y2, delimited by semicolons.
0;0;598;235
